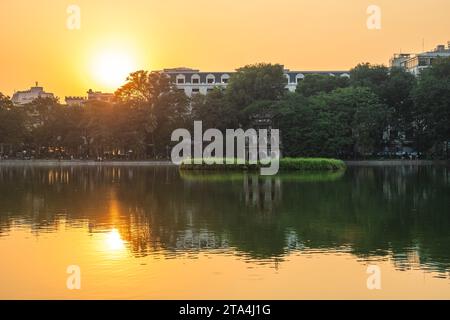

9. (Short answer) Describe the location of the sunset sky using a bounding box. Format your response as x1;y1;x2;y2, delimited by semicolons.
0;0;449;98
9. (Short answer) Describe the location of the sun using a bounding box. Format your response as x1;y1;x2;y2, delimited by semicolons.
92;50;137;89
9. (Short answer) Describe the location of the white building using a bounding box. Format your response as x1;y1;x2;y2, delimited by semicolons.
65;96;87;107
87;89;115;103
163;67;350;97
64;90;115;106
390;42;450;76
11;82;55;106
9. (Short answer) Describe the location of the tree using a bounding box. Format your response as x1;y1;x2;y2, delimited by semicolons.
191;88;237;130
274;87;389;158
24;96;61;128
350;63;417;147
350;63;390;92
79;100;114;158
149;90;189;157
413;57;450;157
226;63;287;110
115;71;172;107
0;92;13;110
115;70;189;158
296;74;349;97
61;106;85;157
271;94;321;157
381;67;416;137
0;108;26;155
0;92;22;155
316;87;390;157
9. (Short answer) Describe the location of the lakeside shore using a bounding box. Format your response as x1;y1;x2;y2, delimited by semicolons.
0;159;448;167
0;159;176;166
345;160;449;166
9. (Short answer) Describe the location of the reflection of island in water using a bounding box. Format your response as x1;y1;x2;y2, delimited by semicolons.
0;164;449;277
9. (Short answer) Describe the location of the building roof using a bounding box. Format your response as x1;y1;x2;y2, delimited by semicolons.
163;68;350;84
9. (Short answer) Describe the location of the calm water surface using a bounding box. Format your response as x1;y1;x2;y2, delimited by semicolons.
0;164;449;299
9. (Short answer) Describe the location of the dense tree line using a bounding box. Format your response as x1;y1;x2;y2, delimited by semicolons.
0;59;449;160
191;60;450;159
0;72;189;159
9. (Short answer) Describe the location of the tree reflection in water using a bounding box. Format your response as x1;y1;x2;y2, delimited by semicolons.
0;164;449;277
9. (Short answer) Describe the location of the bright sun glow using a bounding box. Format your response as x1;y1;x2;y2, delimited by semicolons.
105;228;126;252
92;50;136;89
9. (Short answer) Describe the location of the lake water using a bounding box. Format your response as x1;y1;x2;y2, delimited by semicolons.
0;163;449;299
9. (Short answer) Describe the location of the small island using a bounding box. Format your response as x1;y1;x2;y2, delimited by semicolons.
180;157;346;172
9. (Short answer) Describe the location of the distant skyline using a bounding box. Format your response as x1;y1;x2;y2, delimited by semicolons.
1;0;449;98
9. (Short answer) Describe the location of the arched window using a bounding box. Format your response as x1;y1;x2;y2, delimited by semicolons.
221;74;230;84
295;74;305;83
206;74;216;84
176;74;186;85
191;74;201;84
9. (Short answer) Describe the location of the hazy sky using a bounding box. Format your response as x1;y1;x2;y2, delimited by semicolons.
0;0;449;98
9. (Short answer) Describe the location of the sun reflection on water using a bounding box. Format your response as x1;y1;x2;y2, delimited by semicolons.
105;228;126;253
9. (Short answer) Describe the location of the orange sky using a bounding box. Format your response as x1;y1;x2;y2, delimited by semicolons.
0;0;449;98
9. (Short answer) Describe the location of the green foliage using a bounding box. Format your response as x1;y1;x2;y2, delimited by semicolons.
114;70;190;157
1;59;449;159
0;107;26;145
270;94;319;156
296;74;349;97
350;63;390;91
273;87;389;157
0;71;189;159
180;158;260;171
179;157;346;172
191;88;237;130
381;67;416;136
279;158;346;171
115;70;171;105
412;57;450;155
0;92;13;110
322;87;389;156
349;64;417;142
226;63;286;109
